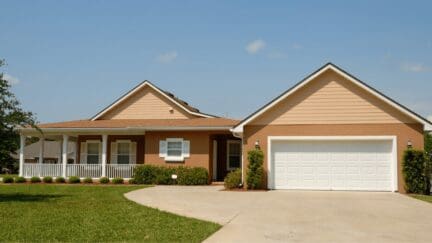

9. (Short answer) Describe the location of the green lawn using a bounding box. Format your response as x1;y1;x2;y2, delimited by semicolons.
411;194;432;203
0;184;220;242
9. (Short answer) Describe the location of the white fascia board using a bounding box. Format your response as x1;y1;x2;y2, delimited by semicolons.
233;64;432;132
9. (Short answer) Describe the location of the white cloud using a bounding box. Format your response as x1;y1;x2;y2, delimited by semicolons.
156;51;178;63
246;39;266;54
291;43;303;50
401;63;429;72
3;73;20;85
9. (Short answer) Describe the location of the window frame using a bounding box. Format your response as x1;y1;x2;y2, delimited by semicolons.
116;140;131;164
86;140;100;164
226;140;241;170
165;138;184;162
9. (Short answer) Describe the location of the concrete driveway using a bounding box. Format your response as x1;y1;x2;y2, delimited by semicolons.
125;186;432;243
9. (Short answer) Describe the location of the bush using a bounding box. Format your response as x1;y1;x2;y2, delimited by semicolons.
246;149;265;190
224;169;242;189
2;175;14;183
30;176;41;183
133;165;208;185
128;178;137;184
68;176;80;184
55;177;65;183
14;176;26;183
176;167;208;185
99;177;109;184
42;176;53;183
403;149;430;194
83;177;93;184
112;177;124;184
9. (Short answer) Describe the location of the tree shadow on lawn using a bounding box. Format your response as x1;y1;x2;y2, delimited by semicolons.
0;193;67;202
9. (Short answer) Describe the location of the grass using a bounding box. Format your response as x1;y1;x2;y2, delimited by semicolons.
411;194;432;203
0;185;220;242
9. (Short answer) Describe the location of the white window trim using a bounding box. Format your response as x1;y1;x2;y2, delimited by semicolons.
116;140;131;164
226;140;241;171
166;138;184;162
86;140;101;164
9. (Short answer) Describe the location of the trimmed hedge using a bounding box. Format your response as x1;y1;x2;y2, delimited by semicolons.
68;176;80;184
246;149;264;189
43;176;53;183
112;177;124;184
2;175;14;183
403;149;430;194
55;177;65;183
133;165;208;185
30;177;41;183
99;177;109;184
83;177;93;184
224;169;242;189
128;178;137;184
14;176;26;183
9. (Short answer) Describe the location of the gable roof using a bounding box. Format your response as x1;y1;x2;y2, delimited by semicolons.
91;80;216;120
232;63;432;133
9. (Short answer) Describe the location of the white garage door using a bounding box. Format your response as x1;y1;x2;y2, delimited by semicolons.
270;138;395;191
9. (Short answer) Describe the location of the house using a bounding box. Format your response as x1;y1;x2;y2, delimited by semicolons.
18;63;432;192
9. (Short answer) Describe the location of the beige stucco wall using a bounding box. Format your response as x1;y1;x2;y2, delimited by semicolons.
99;86;198;120
250;69;416;125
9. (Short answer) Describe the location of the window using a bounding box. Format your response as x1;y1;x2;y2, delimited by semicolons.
227;140;241;170
160;138;190;162
117;142;130;164
87;142;100;164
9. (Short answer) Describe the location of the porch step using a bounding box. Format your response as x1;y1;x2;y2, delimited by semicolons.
211;181;224;185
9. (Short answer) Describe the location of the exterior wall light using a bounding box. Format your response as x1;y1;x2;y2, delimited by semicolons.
255;140;260;149
407;139;412;148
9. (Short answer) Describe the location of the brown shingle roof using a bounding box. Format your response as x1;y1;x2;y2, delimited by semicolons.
36;118;239;129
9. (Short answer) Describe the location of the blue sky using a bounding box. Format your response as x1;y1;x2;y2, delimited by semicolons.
1;0;431;123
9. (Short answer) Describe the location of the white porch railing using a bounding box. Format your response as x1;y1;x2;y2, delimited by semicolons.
66;164;102;178
106;164;138;178
23;163;62;177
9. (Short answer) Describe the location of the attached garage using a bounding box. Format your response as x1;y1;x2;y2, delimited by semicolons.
268;137;397;191
233;63;431;193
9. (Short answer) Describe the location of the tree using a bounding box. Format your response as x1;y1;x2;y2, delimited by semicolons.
0;59;37;173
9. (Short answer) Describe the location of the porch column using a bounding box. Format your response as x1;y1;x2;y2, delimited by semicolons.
18;134;25;177
38;137;44;177
62;135;69;177
101;134;108;177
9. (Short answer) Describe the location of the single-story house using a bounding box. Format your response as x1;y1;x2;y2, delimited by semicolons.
18;63;432;192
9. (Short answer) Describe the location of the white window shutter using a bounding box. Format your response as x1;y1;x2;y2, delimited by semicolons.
110;142;117;164
159;140;167;158
130;142;137;164
183;140;190;158
80;142;87;164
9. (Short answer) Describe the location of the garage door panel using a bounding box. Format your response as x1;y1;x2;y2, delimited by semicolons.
271;139;393;191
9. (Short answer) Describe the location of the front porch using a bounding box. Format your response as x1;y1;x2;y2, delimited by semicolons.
19;134;142;179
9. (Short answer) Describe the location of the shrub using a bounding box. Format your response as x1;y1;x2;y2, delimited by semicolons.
246;149;265;190
133;165;208;185
2;175;14;183
14;176;26;183
83;177;93;184
42;176;53;183
99;177;110;184
403;149;430;194
30;176;41;183
112;177;124;184
128;178;137;184
68;176;80;184
224;169;242;189
177;167;209;185
55;177;65;183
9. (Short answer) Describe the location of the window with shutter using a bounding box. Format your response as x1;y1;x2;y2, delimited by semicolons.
160;138;189;162
117;142;130;164
87;141;100;164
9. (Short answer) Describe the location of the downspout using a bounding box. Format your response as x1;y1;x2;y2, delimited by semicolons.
230;129;244;186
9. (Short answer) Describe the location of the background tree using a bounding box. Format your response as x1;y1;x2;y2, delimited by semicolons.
0;59;36;173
